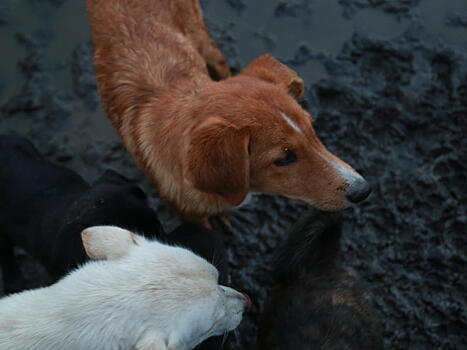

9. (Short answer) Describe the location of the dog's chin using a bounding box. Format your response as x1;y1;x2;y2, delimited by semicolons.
211;313;244;337
227;312;244;332
317;201;351;212
291;196;350;211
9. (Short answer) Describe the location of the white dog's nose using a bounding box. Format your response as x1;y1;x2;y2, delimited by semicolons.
242;293;252;311
222;286;252;311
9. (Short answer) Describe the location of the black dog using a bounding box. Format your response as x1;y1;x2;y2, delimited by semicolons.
0;135;227;294
0;267;3;296
258;210;383;350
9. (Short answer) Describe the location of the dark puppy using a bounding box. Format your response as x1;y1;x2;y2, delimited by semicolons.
0;268;3;296
258;210;382;350
0;135;227;292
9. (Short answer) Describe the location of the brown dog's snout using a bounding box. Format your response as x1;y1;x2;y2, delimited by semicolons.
316;151;371;208
345;177;371;203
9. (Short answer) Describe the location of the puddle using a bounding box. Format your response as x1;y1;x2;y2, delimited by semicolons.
418;0;467;49
0;0;43;105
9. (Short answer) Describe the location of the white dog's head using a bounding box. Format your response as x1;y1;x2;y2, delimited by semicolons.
81;226;250;350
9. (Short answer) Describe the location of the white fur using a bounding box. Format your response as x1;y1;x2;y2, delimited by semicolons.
0;226;247;350
280;111;303;134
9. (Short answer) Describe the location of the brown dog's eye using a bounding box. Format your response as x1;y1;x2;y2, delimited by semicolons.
274;149;297;166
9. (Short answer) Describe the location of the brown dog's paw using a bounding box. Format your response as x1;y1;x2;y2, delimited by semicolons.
181;213;232;230
205;48;231;80
213;212;232;228
181;214;213;229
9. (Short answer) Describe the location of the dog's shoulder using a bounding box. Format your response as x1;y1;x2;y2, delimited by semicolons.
0;135;87;195
0;135;40;159
0;134;88;230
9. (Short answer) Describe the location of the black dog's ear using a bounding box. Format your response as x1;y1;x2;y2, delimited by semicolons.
273;209;343;284
93;169;132;186
128;184;148;200
93;169;148;200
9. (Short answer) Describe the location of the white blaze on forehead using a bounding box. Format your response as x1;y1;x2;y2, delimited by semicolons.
280;111;303;134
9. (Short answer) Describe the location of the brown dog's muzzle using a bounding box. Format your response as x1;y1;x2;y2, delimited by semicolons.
308;148;372;210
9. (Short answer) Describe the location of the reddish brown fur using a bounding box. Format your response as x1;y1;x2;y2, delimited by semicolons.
87;0;365;219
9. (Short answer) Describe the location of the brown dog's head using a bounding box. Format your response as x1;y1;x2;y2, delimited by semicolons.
186;54;370;211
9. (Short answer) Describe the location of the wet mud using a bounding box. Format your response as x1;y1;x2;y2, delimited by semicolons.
0;0;466;349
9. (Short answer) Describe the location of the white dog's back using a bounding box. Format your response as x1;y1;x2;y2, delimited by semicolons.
0;226;249;350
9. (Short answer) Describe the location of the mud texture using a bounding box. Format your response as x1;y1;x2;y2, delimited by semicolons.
0;1;466;349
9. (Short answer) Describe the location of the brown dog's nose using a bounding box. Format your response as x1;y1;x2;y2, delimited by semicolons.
346;178;371;203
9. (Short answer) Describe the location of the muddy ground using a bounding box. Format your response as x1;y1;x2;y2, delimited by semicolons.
0;0;466;349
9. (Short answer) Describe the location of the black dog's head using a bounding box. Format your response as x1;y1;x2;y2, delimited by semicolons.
51;170;164;277
65;169;164;236
89;170;164;234
272;209;342;284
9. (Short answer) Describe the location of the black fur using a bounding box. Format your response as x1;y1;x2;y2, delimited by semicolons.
258;209;383;350
0;135;227;292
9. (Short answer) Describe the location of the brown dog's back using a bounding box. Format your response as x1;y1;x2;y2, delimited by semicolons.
88;0;211;127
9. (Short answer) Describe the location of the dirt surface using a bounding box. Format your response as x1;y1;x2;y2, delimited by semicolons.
0;0;466;349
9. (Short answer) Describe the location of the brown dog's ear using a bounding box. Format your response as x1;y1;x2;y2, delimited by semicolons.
187;117;250;206
240;54;304;98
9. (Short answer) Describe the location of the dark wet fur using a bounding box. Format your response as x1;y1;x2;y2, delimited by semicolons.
258;209;383;350
0;135;226;290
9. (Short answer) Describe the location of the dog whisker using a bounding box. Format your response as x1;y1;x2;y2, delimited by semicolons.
219;330;228;349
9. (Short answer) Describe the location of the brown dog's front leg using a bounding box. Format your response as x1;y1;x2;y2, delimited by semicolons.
200;217;214;230
213;212;232;228
182;212;233;229
181;212;214;229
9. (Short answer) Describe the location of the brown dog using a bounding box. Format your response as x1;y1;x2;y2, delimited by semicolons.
87;0;370;221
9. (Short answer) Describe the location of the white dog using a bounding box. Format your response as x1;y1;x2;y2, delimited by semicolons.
0;226;249;350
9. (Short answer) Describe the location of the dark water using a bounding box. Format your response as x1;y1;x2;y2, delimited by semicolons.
0;0;466;349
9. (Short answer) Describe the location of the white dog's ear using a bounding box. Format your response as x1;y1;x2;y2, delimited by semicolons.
81;226;140;260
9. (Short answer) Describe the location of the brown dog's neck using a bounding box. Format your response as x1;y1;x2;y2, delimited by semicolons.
125;82;235;217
